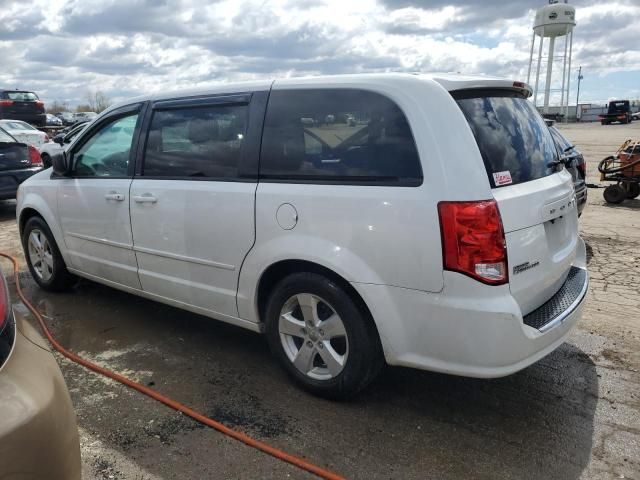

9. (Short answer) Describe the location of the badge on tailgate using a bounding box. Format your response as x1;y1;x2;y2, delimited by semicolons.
541;194;576;223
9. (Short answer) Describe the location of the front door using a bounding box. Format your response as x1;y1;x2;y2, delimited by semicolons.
129;94;264;318
58;105;143;289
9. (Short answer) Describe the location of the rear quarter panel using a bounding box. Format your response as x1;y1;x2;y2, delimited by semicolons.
237;75;494;323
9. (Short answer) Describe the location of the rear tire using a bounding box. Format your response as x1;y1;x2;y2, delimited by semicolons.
22;216;75;291
603;184;627;204
265;272;383;400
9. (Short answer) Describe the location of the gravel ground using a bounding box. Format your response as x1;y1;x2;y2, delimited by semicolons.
0;120;638;480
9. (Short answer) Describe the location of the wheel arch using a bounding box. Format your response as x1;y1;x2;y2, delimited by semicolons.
17;199;70;266
18;207;43;235
255;259;382;348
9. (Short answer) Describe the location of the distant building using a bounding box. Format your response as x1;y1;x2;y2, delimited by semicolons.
537;99;640;122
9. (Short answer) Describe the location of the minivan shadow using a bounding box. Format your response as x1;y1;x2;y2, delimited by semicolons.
15;278;598;479
363;344;597;479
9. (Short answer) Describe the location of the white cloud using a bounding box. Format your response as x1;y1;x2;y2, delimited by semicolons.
0;0;637;107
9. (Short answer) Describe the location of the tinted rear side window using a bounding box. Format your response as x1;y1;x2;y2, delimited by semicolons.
143;105;247;178
455;91;558;188
260;89;422;185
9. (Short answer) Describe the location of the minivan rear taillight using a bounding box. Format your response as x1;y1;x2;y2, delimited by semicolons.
438;200;508;285
0;99;13;107
577;161;586;177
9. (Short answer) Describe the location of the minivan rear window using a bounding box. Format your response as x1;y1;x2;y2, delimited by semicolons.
454;91;558;188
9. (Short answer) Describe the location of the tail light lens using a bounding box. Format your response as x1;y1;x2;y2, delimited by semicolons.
438;200;508;285
35;100;44;107
0;99;13;107
577;161;586;177
28;145;43;167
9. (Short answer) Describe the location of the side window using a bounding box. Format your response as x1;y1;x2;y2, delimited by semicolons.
73;113;139;177
260;89;422;184
142;105;247;178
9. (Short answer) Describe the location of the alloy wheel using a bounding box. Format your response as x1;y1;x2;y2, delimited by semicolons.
28;229;54;281
279;293;349;380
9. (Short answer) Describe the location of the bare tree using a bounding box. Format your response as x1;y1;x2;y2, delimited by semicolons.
84;90;112;113
75;103;92;113
47;100;70;114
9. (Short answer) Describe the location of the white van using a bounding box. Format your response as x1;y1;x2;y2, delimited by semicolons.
16;73;588;399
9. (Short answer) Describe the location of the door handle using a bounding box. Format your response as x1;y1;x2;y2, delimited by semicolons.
133;193;158;204
104;192;125;201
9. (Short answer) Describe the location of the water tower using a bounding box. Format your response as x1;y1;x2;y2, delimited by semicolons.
526;0;576;118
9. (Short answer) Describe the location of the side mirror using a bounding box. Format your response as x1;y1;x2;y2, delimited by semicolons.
53;135;64;146
51;151;70;176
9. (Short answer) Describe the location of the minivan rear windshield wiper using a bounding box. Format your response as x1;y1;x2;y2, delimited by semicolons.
547;155;572;169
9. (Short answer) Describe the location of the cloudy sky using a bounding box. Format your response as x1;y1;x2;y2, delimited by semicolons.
1;0;638;109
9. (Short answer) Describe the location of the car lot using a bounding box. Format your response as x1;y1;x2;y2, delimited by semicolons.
0;121;638;479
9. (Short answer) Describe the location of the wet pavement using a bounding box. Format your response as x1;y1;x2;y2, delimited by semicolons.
1;121;639;479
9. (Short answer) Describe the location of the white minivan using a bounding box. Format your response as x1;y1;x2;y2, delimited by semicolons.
16;74;588;399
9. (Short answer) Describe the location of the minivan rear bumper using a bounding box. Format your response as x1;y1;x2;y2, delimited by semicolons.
352;237;588;378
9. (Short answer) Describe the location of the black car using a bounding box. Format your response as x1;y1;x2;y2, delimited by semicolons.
0;126;43;200
55;111;77;126
0;90;46;127
546;122;587;216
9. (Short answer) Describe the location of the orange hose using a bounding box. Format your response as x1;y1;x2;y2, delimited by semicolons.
0;253;345;480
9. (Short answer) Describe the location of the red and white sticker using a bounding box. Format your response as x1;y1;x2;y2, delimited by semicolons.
493;170;513;186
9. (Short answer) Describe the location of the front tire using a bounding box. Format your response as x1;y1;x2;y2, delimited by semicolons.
265;272;383;400
22;216;75;291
